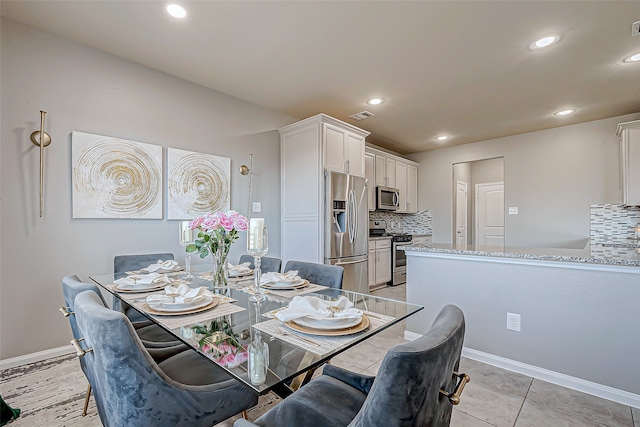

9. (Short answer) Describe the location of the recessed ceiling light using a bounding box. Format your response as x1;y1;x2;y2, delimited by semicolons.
623;53;640;63
554;109;576;116
367;98;384;105
530;35;558;49
167;4;187;18
436;135;449;141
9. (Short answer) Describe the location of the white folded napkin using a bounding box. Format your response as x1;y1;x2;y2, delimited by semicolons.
146;284;213;306
114;273;171;288
260;270;299;285
145;259;179;272
275;296;362;322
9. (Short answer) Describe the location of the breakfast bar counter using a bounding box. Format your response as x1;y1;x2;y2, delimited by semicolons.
398;243;640;267
401;242;640;402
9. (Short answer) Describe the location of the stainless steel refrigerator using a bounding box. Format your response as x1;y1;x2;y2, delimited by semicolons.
325;171;369;294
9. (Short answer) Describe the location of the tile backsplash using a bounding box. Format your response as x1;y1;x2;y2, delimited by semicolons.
369;209;432;235
590;204;640;243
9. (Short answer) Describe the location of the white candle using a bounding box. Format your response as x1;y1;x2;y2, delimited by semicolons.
249;218;265;249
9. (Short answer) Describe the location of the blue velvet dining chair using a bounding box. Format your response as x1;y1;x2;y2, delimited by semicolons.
238;255;282;273
235;304;468;427
112;253;175;328
283;260;344;289
73;290;258;427
61;275;188;416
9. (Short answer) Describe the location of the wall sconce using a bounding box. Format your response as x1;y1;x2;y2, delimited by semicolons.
241;154;253;216
30;110;51;217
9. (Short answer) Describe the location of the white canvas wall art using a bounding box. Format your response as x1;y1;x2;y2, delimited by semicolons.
72;131;163;219
167;147;231;219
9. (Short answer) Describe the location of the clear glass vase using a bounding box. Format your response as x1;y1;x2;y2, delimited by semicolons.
210;244;230;287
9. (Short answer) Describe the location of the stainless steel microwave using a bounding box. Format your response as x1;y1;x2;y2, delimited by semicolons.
376;186;399;211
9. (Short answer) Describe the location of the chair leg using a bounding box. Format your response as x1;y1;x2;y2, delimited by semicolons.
82;383;92;416
241;410;249;420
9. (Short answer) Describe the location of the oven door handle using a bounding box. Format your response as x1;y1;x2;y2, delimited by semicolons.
335;258;367;266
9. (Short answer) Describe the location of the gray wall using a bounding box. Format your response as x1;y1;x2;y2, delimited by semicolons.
406;253;640;395
410;112;640;248
0;18;296;359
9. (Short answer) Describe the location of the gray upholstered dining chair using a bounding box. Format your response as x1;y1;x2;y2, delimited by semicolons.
235;304;468;427
112;253;174;326
61;275;188;416
238;255;282;273
74;290;258;427
283;260;344;289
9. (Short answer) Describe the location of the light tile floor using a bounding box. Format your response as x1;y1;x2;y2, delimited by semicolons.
329;284;639;427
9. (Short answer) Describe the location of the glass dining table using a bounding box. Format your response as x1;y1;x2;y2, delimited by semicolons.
89;265;423;398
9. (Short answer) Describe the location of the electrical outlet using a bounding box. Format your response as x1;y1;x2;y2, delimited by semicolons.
507;313;521;332
508;207;518;215
252;202;261;213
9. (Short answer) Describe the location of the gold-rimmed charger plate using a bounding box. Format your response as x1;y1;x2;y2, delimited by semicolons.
285;314;370;336
261;280;310;291
114;282;168;293
142;297;219;316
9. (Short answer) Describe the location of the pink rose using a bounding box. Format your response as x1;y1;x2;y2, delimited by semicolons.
219;214;235;232
189;216;204;229
231;213;248;231
201;214;221;231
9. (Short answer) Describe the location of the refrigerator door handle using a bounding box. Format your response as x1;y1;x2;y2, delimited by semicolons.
350;189;357;243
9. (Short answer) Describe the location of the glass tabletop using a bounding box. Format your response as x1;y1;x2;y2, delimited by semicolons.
89;265;423;396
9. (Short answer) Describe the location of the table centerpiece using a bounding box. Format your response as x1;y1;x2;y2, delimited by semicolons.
186;210;248;286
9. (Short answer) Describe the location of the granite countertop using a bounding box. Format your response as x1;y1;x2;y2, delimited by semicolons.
398;243;640;267
368;236;392;241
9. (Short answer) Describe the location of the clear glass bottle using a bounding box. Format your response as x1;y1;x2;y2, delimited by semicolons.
248;332;269;385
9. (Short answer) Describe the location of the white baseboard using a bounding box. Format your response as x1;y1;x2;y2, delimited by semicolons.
403;331;639;409
0;345;74;371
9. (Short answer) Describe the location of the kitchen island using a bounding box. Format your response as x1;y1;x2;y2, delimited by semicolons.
400;243;640;405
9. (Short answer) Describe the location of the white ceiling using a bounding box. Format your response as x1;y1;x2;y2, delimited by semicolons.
2;1;639;154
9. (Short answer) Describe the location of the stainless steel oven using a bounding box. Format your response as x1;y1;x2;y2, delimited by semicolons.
391;234;412;286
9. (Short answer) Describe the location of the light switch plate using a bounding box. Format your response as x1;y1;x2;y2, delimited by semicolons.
252;202;261;213
508;207;518;215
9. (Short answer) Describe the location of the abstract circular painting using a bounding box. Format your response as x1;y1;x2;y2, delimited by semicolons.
72;131;163;219
167;147;231;219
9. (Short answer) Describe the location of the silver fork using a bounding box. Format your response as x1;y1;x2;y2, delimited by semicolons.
272;324;320;346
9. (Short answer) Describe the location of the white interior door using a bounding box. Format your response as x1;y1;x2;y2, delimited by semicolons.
455;180;468;247
476;182;504;247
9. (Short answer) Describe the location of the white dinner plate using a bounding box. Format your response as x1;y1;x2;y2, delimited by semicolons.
261;278;306;288
115;282;168;292
228;269;253;278
292;315;362;330
148;296;213;313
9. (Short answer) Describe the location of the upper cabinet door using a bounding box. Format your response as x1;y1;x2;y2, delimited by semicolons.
365;152;375;211
375;155;387;187
386;158;396;188
346;132;365;177
407;164;418;213
324;123;347;173
395;161;407;213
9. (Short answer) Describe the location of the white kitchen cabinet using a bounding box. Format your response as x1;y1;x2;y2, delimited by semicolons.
616;120;640;206
280;114;370;264
374;154;396;188
367;146;418;213
395;161;407;213
365;152;375;211
406;164;418;213
324;123;365;177
368;238;391;290
368;246;376;289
